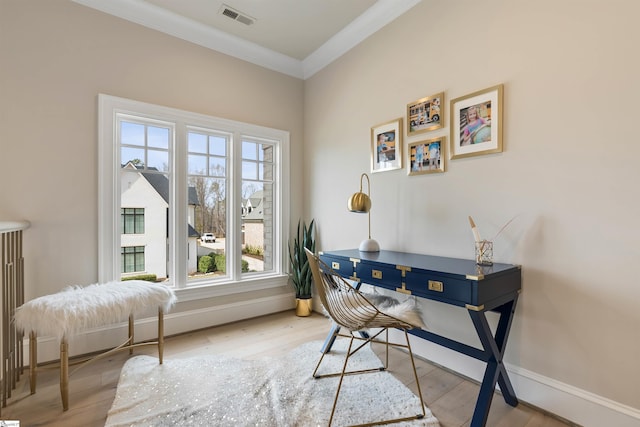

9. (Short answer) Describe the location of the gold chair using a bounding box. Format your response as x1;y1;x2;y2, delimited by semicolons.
305;248;428;426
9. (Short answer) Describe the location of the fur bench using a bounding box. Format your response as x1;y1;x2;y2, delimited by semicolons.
14;280;177;411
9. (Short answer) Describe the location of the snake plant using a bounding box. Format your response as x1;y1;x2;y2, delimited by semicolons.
288;219;316;299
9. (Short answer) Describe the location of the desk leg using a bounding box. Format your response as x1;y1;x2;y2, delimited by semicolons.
321;323;340;354
467;295;519;427
320;324;370;354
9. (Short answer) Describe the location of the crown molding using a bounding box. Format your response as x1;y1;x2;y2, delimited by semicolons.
72;0;420;80
302;0;420;79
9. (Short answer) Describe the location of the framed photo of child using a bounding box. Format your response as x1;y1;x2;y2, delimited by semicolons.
450;84;503;159
408;136;446;176
407;92;444;135
371;118;403;173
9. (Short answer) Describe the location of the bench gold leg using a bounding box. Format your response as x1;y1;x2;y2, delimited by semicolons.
158;308;164;364
29;331;37;395
60;338;69;411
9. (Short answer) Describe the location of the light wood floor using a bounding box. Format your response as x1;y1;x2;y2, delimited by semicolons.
2;311;576;427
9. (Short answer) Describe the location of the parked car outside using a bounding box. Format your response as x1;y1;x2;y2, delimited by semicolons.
201;233;216;243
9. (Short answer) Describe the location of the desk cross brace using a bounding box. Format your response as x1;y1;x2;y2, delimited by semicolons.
321;294;519;427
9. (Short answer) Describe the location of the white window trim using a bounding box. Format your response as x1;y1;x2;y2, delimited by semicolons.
98;94;290;301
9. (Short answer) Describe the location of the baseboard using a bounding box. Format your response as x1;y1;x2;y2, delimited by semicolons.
508;364;640;427
405;334;640;427
25;292;294;364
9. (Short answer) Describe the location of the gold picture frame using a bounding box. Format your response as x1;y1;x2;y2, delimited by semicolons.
371;118;403;173
450;84;503;159
408;136;446;175
407;92;444;135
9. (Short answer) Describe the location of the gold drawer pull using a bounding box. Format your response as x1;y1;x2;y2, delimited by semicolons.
372;269;382;279
428;280;443;292
332;262;340;269
396;282;412;295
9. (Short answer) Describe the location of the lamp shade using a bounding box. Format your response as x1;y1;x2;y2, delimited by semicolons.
348;192;371;213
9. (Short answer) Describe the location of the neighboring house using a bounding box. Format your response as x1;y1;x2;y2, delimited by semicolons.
120;163;200;278
241;190;264;248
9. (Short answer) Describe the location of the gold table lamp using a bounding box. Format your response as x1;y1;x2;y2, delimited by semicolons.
348;173;380;252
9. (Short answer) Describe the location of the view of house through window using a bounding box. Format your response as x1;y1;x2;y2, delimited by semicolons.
242;139;275;273
120;118;173;280
101;95;288;290
187;129;229;280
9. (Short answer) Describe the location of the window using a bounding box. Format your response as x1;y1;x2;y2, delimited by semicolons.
121;208;145;234
99;95;290;299
121;246;145;273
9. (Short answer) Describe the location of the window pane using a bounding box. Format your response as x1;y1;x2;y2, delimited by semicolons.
241;182;270;273
209;135;226;156
242;161;257;180
240;139;275;275
259;163;274;181
121;122;145;146
124;213;134;233
135;209;145;233
121;164;170;281
209;157;225;176
121;147;145;166
147;149;169;171
187;130;230;285
135;249;145;271
189;176;227;282
121;246;145;274
148;126;169;149
188;154;207;175
261;182;273;272
242;141;257;160
188;132;207;154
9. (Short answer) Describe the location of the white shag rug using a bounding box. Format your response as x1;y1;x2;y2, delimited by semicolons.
106;340;440;427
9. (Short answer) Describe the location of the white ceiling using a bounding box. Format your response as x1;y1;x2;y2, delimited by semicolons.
72;0;421;79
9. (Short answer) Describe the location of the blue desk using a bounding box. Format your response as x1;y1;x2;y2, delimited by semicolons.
319;249;521;427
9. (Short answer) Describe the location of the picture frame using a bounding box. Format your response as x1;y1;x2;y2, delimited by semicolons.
408;136;446;175
450;84;503;159
371;118;403;173
407;92;444;135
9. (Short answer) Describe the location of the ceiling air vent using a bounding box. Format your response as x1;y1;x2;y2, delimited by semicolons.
219;4;255;26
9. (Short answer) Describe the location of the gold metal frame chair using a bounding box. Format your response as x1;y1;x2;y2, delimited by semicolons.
305;248;427;426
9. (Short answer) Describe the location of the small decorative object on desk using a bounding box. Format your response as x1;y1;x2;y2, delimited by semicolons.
475;240;493;266
469;215;493;265
468;214;517;266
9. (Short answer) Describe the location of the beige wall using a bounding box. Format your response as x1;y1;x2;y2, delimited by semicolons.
0;0;304;302
304;0;640;420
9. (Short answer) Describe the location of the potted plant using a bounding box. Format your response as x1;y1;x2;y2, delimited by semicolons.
288;219;315;316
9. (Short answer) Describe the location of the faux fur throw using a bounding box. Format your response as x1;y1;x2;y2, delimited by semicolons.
365;293;427;330
321;291;427;330
14;280;177;340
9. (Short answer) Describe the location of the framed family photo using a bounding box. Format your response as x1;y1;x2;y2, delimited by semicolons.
371;118;403;173
408;136;446;175
450;84;503;159
407;92;444;135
